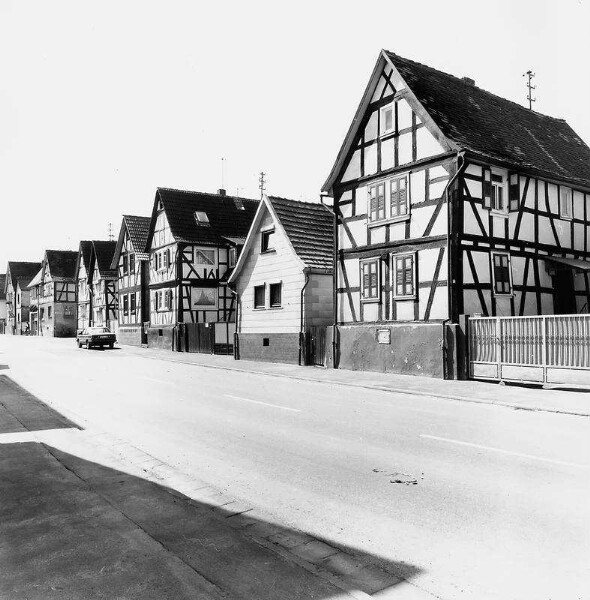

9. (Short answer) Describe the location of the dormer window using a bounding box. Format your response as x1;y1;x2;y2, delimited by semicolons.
194;211;209;225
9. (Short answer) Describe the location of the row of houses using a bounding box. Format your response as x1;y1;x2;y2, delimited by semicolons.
3;50;590;381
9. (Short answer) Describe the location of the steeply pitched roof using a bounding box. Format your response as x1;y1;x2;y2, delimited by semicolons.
324;50;590;192
75;241;93;279
90;241;118;279
385;52;590;188
269;197;334;271
124;215;151;253
152;188;259;247
0;274;6;300
7;261;42;290
45;250;78;280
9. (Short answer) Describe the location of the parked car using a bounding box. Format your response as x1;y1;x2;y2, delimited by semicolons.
76;326;116;349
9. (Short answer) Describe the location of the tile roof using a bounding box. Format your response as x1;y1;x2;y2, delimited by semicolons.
124;215;151;253
269;197;334;271
0;274;6;300
76;241;93;275
45;250;78;280
154;188;259;246
91;241;118;278
385;51;590;188
7;261;42;289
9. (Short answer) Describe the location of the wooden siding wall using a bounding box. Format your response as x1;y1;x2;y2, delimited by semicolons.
459;162;590;317
236;210;305;334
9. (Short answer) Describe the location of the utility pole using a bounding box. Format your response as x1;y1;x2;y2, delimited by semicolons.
258;171;266;199
221;157;226;190
523;70;536;110
108;222;114;241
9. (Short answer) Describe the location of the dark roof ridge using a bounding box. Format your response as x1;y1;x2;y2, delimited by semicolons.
156;187;259;204
385;50;567;123
268;195;331;207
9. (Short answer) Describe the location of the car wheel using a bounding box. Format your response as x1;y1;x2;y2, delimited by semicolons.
86;341;91;349
109;343;114;349
77;341;82;348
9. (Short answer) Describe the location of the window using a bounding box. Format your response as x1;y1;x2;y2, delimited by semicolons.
123;254;128;275
194;211;209;224
130;293;136;315
154;291;159;311
195;249;215;265
123;295;129;316
491;252;512;295
560;186;573;219
261;229;275;252
380;103;395;136
129;254;135;274
369;183;386;221
163;250;170;269
491;180;505;212
393;253;416;298
48;306;52;319
361;260;380;301
483;169;508;214
269;283;282;307
369;176;409;223
254;285;265;309
390;176;408;218
229;247;237;268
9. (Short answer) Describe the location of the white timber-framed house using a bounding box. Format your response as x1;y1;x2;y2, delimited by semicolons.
75;241;93;332
323;50;590;379
145;188;258;351
27;250;78;337
110;215;151;346
87;241;118;332
228;195;334;365
4;262;40;335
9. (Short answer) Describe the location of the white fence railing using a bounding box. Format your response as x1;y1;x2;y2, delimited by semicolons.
469;314;590;385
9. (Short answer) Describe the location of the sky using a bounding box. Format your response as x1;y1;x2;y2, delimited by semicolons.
1;0;589;270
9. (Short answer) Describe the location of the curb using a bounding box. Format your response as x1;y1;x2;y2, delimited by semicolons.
132;351;590;418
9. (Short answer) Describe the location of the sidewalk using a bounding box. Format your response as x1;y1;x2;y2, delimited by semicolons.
0;374;434;600
123;346;590;417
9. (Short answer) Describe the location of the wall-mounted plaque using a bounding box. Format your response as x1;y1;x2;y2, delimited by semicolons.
377;329;391;344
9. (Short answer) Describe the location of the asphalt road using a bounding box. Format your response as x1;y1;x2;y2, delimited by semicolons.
2;336;589;600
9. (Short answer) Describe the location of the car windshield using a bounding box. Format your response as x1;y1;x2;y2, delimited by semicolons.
88;327;111;334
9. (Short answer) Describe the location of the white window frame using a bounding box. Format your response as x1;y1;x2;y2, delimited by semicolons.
380;102;395;136
253;284;266;309
261;228;276;253
269;281;283;308
228;247;237;268
490;177;508;215
559;186;573;220
490;251;513;297
360;259;381;303
391;252;417;300
368;173;410;226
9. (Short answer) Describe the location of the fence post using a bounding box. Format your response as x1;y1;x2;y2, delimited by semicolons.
495;317;502;379
541;316;547;383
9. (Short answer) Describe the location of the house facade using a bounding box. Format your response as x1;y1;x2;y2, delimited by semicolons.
87;241;118;332
322;50;590;378
4;262;41;335
111;215;151;346
27;250;78;337
0;274;6;334
75;241;92;332
229;195;334;365
145;188;258;350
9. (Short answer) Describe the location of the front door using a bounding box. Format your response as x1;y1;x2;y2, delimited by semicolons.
552;269;576;314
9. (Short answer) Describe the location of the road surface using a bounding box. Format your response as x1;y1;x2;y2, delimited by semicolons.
1;336;589;600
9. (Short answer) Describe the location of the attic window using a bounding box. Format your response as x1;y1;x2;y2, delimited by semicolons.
233;198;245;211
380;103;395;136
194;211;210;225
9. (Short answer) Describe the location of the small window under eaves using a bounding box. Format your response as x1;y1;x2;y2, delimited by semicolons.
194;211;210;225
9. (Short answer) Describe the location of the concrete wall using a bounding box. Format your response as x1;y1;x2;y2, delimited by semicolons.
336;322;444;378
147;326;174;350
118;326;143;346
237;332;300;364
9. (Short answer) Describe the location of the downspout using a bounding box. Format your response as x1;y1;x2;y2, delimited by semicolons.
229;286;240;360
299;271;310;366
444;151;466;378
331;195;338;369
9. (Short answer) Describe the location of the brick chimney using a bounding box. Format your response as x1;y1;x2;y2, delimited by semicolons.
462;77;475;86
218;188;227;197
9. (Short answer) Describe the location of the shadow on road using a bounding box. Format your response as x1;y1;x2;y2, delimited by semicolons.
0;440;423;600
0;375;81;434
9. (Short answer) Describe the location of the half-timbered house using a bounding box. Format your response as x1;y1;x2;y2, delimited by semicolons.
229;195;334;365
87;241;118;332
145;188;258;351
75;241;93;332
323;50;590;378
0;274;6;334
110;215;151;346
4;262;41;335
27;250;78;337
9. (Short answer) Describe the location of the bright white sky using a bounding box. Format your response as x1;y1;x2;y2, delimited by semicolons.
1;0;589;269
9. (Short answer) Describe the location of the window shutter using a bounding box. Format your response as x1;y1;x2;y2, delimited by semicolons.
369;187;376;221
482;168;492;208
509;173;519;211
